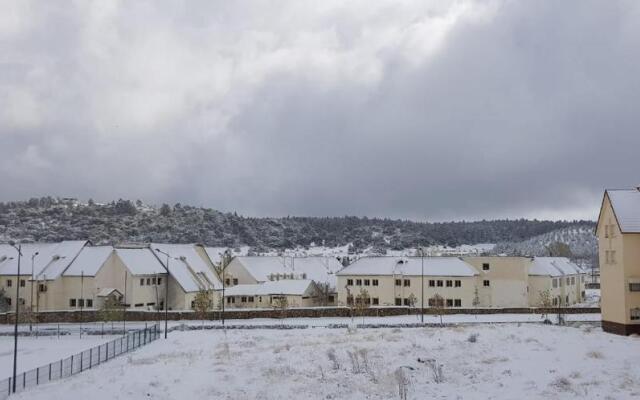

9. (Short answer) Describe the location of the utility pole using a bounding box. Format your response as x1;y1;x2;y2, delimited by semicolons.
418;247;425;324
9;241;22;393
80;270;84;337
155;248;172;339
219;250;232;327
29;252;38;332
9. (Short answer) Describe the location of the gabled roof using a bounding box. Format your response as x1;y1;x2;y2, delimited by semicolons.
0;240;88;279
115;248;167;276
63;246;114;276
602;189;640;233
97;288;123;297
152;243;222;292
336;256;478;277
285;257;343;288
233;256;290;282
224;279;316;297
529;257;583;277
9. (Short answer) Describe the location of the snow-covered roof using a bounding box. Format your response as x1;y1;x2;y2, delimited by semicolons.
115;248;166;276
529;257;583;277
204;247;228;265
0;240;88;279
64;246;113;276
151;244;222;292
336;257;479;277
285;257;343;288
233;256;342;288
224;280;315;297
606;189;640;233
97;288;123;297
233;256;290;282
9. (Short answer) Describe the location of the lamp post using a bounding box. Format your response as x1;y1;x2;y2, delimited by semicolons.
417;247;425;324
29;252;39;332
218;250;231;327
9;241;22;393
155;248;171;339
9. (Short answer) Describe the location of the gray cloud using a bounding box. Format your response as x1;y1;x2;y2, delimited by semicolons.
1;0;639;221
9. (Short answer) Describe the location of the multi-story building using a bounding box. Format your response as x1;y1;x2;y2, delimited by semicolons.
597;188;640;335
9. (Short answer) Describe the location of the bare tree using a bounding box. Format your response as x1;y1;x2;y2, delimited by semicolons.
272;295;289;320
314;282;334;306
354;288;370;324
99;296;124;323
193;289;213;327
429;294;445;325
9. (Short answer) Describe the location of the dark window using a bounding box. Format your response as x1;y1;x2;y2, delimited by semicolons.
483;280;490;287
364;279;370;286
395;279;402;286
566;295;569;304
233;278;238;285
86;299;93;307
437;280;443;287
6;279;12;287
20;280;25;287
69;299;76;307
39;284;47;292
347;279;353;286
403;279;410;287
226;297;232;304
403;298;410;306
429;280;435;287
152;277;157;285
454;299;461;307
225;278;230;285
146;278;151;285
157;278;162;285
482;263;490;271
6;298;11;306
446;299;453;307
140;279;144;286
446;280;453;287
18;298;25;305
259;296;263;302
372;279;378;286
248;296;254;302
455;280;461;287
395;298;402;306
372;298;379;305
630;283;640;292
78;299;85;307
241;296;247;303
356;279;362;286
328;295;334;303
146;302;155;306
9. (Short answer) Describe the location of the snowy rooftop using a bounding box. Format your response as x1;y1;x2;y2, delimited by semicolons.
0;240;88;279
529;257;583;277
152;243;222;292
63;246;113;276
224;279;315;296
336;257;479;277
233;256;342;288
607;189;640;233
115;247;166;276
233;256;292;282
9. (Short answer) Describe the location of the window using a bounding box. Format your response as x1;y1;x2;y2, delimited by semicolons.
571;277;575;285
259;296;263;302
233;278;238;285
552;279;558;288
395;298;402;306
364;279;370;286
552;297;558;306
632;309;640;321
69;299;76;307
328;295;334;303
395;279;402;286
372;298;379;305
403;279;410;287
446;299;453;307
86;299;93;307
6;298;10;306
610;251;616;264
39;284;47;292
248;296;254;302
140;278;144;286
347;279;353;286
437;280;443;287
483;280;490;287
429;280;435;287
454;299;461;307
454;280;461;288
20;280;25;287
241;296;247;303
581;276;584;283
226;297;232;304
605;250;610;264
566;277;570;285
356;279;362;286
482;263;490;271
157;278;162;285
446;280;453;287
225;278;230;285
6;279;12;287
403;298;410;306
630;283;640;292
372;279;379;286
566;295;569;304
78;299;85;307
146;278;151;285
18;298;25;305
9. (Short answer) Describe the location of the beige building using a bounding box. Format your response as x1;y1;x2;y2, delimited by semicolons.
336;257;479;308
527;257;585;307
462;256;529;307
597;188;640;335
224;279;319;308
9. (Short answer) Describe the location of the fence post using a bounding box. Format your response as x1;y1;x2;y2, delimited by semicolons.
81;351;84;372
89;348;93;369
126;333;129;352
57;323;60;339
106;342;109;361
59;359;63;379
22;371;25;389
37;367;39;385
49;363;52;381
71;355;74;375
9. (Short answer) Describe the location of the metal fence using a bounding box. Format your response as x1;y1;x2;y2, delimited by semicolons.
0;323;160;399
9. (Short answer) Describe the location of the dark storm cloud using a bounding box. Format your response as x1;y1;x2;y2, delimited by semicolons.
1;0;639;221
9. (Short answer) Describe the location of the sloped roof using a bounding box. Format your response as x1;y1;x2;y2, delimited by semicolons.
97;288;123;297
336;256;479;277
285;257;343;288
64;246;113;276
529;257;583;277
152;243;222;292
606;189;640;233
116;248;166;275
0;241;88;279
204;247;228;265
224;279;315;297
233;256;290;282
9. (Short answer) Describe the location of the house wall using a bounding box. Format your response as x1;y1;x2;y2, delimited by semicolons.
599;195;628;326
463;257;529;307
337;275;477;308
226;258;261;285
0;274;34;311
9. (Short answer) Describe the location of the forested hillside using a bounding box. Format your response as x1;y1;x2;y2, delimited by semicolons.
0;197;596;255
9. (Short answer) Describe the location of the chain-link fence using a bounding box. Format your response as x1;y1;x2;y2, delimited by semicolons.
0;323;160;399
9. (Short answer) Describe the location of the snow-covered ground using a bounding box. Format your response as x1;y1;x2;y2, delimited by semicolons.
10;323;640;400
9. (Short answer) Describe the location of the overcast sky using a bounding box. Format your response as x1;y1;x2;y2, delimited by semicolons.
1;1;639;221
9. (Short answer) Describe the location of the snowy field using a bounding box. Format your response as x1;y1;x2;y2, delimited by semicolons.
10;323;640;400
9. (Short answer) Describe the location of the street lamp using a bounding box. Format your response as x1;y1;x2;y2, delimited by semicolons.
9;241;22;393
218;250;232;327
155;248;171;339
417;247;425;324
29;251;39;332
